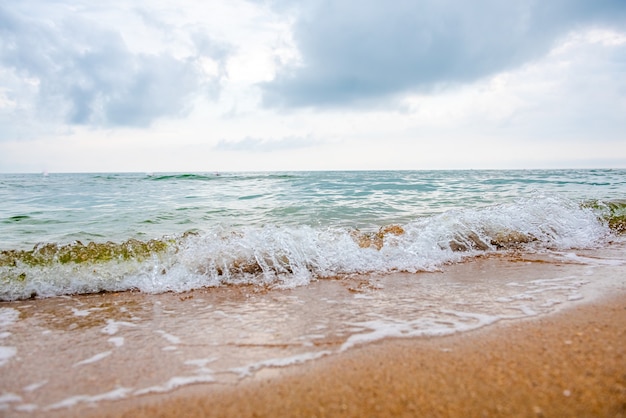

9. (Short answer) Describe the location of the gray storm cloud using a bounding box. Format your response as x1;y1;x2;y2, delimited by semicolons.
0;5;229;128
260;0;626;108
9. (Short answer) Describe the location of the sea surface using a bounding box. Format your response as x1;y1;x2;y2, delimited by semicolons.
1;169;625;299
0;169;625;414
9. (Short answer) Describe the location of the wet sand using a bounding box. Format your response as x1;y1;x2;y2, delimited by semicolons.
3;249;624;417
90;291;626;418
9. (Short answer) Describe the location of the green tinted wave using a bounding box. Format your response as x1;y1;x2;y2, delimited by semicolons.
582;199;626;233
0;238;172;268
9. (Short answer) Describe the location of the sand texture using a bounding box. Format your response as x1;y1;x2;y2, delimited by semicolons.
88;293;626;418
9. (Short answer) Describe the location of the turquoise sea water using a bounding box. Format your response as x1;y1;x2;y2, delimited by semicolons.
1;169;625;300
2;170;625;247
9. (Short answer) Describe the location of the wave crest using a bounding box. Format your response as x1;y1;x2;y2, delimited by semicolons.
0;196;616;301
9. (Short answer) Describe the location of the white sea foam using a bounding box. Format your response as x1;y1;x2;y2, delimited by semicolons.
108;337;124;347
230;351;332;378
74;351;112;367
156;330;181;344
341;311;501;351
15;403;38;412
23;381;48;392
0;392;21;404
71;307;93;317
101;320;136;335
133;357;219;395
0;308;19;328
0;392;22;412
0;347;17;367
134;375;216;396
46;387;132;410
551;252;626;266
183;357;217;375
515;305;539;316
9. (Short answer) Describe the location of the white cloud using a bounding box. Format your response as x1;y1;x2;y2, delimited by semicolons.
0;1;624;172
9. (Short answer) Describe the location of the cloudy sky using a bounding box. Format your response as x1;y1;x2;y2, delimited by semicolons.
1;0;625;173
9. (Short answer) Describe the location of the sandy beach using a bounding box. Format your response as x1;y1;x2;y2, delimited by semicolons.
80;286;626;418
3;250;624;417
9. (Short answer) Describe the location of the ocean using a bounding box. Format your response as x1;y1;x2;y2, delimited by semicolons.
1;169;625;414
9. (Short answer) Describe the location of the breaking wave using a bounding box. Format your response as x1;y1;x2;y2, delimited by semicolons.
1;196;622;301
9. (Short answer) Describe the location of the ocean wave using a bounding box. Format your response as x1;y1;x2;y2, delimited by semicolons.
0;196;620;301
582;199;626;233
147;173;297;182
148;173;220;181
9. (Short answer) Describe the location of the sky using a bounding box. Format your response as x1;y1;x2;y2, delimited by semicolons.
1;0;625;173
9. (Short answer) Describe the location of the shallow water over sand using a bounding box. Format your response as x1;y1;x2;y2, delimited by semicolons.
1;241;624;416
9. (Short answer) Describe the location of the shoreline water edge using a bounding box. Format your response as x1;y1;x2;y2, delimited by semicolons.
1;242;625;416
95;285;626;418
1;169;625;415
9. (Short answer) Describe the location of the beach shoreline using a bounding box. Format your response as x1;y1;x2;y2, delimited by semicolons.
77;280;626;418
3;244;625;417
